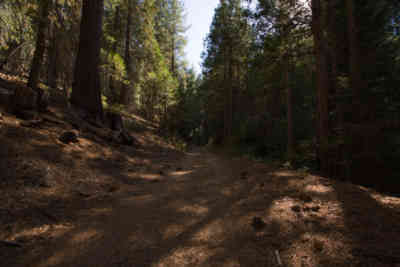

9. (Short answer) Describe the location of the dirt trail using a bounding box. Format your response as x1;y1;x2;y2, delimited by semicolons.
6;148;400;267
12;148;261;267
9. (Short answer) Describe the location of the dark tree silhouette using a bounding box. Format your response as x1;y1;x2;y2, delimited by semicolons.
70;0;105;119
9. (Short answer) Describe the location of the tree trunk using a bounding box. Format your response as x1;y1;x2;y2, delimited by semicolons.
121;0;133;106
171;34;176;76
28;0;50;91
109;5;121;105
70;0;104;119
223;45;228;141
47;20;58;89
327;1;341;129
346;0;363;123
227;43;233;141
312;0;330;172
286;54;295;160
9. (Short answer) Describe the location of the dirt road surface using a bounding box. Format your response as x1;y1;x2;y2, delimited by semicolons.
4;148;400;267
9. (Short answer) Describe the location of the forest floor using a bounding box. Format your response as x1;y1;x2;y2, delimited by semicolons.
1;96;400;266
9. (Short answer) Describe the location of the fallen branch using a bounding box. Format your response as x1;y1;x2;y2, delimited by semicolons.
275;250;282;266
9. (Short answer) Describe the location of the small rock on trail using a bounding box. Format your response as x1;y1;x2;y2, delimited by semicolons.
251;216;266;231
311;206;320;212
59;130;79;144
291;205;301;213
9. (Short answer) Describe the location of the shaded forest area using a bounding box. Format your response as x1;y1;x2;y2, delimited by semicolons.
199;0;400;193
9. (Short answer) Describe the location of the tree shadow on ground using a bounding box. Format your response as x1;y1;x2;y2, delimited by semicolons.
2;115;400;267
12;153;384;267
331;180;400;266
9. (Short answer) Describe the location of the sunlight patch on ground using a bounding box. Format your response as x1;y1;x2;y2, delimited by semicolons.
178;204;209;216
285;232;351;267
170;170;193;176
286;175;322;190
304;184;333;194
10;224;72;241
311;201;346;228
369;192;400;207
70;228;101;244
191;219;226;245
268;197;303;224
272;170;298;178
153;245;222;267
285;236;318;267
267;195;346;234
138;173;163;180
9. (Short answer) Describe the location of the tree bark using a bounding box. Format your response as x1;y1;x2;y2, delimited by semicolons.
47;20;58;89
312;0;330;171
227;43;233;141
346;0;363;123
28;0;50;91
109;5;121;105
171;34;176;76
70;0;104;119
120;0;133;106
286;54;295;160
